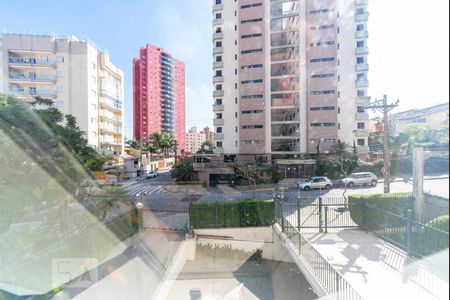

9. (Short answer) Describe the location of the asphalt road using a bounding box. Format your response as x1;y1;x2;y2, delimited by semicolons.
122;176;449;212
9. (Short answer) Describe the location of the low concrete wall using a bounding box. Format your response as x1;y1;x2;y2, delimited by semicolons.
194;227;293;263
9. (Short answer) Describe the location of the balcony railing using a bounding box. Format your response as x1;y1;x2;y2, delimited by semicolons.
8;57;57;68
356;112;370;120
9;73;57;83
212;3;223;11
100;114;122;124
213;46;224;54
213;18;224;26
213;32;224;40
9;88;57;98
101;127;123;135
355;13;369;22
213;104;224;111
213;119;224;126
215;133;224;140
356;63;369;71
356;0;368;6
355;47;369;55
213;90;224;97
213;61;224;69
213;75;224;83
355;30;369;39
356;80;369;88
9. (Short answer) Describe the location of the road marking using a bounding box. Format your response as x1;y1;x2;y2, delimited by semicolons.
126;185;167;197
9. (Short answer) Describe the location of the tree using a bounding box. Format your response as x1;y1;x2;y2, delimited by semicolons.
84;185;131;221
197;140;214;154
330;141;358;198
235;164;262;199
160;132;176;158
171;162;194;182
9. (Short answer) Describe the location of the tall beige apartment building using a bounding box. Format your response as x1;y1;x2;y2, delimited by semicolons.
212;0;370;163
0;32;124;156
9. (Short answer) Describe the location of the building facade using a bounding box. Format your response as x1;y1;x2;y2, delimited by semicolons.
186;127;207;154
212;0;370;160
0;32;124;156
133;44;186;152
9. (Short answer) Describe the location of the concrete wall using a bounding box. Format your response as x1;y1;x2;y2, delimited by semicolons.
194;227;293;263
423;193;449;222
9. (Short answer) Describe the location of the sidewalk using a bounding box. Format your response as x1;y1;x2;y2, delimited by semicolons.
303;230;449;300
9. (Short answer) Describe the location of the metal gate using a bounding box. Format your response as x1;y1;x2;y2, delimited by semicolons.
281;197;359;232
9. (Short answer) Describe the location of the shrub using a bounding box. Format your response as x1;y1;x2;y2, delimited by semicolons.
171;162;195;182
189;199;274;229
348;193;414;230
426;215;449;232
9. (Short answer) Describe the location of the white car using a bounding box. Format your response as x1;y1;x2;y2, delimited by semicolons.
342;172;378;187
298;177;333;191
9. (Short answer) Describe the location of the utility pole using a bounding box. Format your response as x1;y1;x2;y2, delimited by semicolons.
365;95;399;193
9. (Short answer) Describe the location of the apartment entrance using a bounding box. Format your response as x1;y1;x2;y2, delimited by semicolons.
276;159;316;179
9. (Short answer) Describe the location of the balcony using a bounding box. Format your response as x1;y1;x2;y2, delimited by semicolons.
214;147;225;154
9;73;57;84
212;3;223;11
356;0;368;5
215;133;224;140
213;118;224;126
213;46;224;54
213;32;224;40
9;88;57;99
356;96;371;105
101;127;123;135
213;76;224;83
100;99;122;113
356;63;369;71
355;47;369;55
213;104;224;111
355;13;369;22
213;90;224;97
213;18;224;26
355;30;369;39
356;80;369;88
213;61;224;69
100;114;122;124
8;57;57;68
356;112;369;120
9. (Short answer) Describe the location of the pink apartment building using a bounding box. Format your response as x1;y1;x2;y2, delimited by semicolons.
133;44;186;151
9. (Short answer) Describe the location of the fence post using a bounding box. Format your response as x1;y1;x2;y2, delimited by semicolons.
406;209;412;257
297;197;301;231
319;197;323;233
281;200;285;232
215;203;219;228
324;206;328;233
361;198;366;230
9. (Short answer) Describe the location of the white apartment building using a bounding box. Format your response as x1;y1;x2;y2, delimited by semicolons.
186;127;207;154
212;0;370;161
0;32;124;156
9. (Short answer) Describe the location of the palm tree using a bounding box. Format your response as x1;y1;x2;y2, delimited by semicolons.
160;132;175;158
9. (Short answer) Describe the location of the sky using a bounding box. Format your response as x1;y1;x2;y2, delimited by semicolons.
0;0;448;138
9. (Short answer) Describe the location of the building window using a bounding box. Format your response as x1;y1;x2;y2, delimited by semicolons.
241;3;262;9
356;24;364;31
310;57;336;63
310;9;330;15
310;41;335;47
357;90;366;97
241;110;263;114
311;73;335;79
357;139;366;146
241;49;263;54
241;79;263;84
216;127;223;133
216;56;222;62
357;73;366;81
357;40;365;48
241;18;263;24
241;64;263;69
241;95;263;99
357;106;365;113
216;141;223;148
242;125;264;129
357;57;365;64
356;7;365;15
310;90;336;95
241;33;263;39
215;13;222;19
357;122;366;129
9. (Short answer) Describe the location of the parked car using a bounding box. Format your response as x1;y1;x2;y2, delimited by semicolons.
297;177;333;191
342;172;378;187
146;171;158;179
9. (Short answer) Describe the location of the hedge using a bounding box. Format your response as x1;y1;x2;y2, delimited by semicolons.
348;193;414;230
189;199;275;229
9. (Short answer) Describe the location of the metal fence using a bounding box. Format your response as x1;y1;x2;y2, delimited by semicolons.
277;194;449;258
275;199;363;300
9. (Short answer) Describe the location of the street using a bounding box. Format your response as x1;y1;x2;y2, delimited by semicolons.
122;173;448;212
